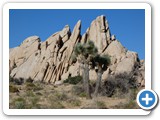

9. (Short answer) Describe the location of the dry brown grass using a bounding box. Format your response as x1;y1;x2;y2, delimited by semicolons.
9;79;139;109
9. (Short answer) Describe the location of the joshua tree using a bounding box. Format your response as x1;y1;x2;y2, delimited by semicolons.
73;40;98;99
93;54;110;97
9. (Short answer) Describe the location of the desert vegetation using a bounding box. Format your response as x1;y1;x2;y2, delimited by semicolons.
9;72;140;109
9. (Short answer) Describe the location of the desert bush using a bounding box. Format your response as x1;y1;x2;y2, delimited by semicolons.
47;90;68;101
48;95;65;109
54;91;68;101
24;91;41;109
102;72;137;97
25;82;36;90
25;77;34;83
50;101;65;109
9;85;19;93
79;92;87;97
34;82;45;89
35;92;43;96
63;75;82;85
15;101;25;109
12;97;26;109
29;96;40;108
68;97;81;107
9;76;14;83
25;82;43;91
12;78;24;85
26;90;35;97
101;80;116;97
95;100;106;109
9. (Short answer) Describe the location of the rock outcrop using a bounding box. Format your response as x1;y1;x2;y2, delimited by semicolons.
9;15;145;87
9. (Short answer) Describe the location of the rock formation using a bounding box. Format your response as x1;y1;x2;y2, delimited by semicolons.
9;15;145;87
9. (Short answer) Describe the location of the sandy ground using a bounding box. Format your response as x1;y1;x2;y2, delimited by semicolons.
9;82;140;109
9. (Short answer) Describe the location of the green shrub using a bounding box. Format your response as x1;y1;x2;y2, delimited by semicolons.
95;100;106;109
34;82;44;89
47;91;68;102
9;85;19;93
15;101;25;109
25;82;43;91
13;97;26;109
68;98;81;107
63;75;82;85
25;77;34;83
54;92;68;101
79;92;87;97
48;95;65;109
25;82;36;90
35;92;43;96
30;96;40;107
50;101;65;109
9;76;14;83
13;78;24;85
26;90;35;97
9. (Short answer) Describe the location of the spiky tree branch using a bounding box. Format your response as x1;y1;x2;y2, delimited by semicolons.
72;40;98;99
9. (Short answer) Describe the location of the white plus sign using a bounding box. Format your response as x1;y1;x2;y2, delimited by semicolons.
142;93;153;105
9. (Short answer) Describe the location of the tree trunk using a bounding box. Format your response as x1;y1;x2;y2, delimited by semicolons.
94;71;102;97
84;63;91;99
81;64;86;90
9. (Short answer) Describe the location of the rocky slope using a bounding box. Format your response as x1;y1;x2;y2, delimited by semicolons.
9;15;145;87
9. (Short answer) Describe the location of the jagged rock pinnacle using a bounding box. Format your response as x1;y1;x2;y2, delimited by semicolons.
9;15;145;87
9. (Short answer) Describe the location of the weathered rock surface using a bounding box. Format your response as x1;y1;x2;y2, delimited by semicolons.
115;51;138;74
87;15;111;53
9;15;145;87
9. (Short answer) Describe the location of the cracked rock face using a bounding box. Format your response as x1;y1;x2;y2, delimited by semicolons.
9;15;145;87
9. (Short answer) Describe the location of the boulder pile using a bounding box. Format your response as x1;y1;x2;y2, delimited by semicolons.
9;15;145;87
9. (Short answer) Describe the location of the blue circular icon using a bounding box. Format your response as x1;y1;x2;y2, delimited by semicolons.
137;89;158;110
